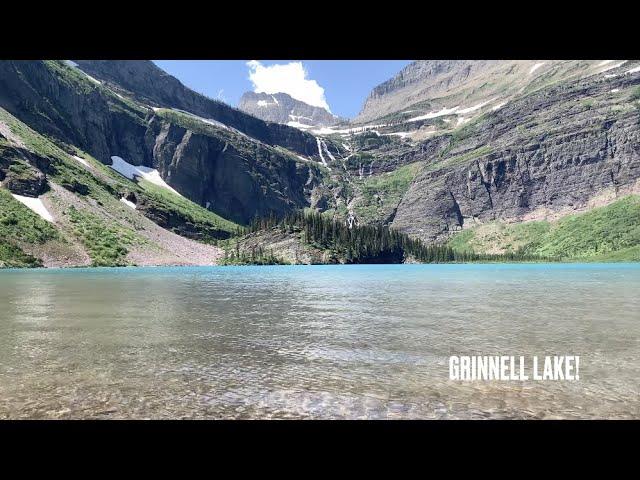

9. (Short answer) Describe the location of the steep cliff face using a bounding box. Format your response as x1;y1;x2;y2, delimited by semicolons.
0;60;324;226
73;60;321;157
238;91;340;128
145;115;322;224
356;60;499;122
1;59;639;267
0;60;152;166
390;64;640;241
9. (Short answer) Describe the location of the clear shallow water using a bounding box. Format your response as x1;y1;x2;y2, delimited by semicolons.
0;263;638;419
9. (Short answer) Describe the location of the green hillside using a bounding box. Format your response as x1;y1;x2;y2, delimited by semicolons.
448;195;640;261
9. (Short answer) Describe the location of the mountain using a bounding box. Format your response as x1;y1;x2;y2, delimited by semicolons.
0;61;335;225
354;60;627;125
291;59;640;260
0;60;344;267
344;60;640;255
71;60;323;157
1;59;639;267
238;91;341;129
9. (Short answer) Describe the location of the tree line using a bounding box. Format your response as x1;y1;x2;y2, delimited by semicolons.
244;210;550;264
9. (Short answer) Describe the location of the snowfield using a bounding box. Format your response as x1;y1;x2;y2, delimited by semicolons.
457;99;495;115
71;155;90;167
405;100;494;124
170;108;231;131
287;121;313;130
120;197;137;209
529;62;545;74
407;106;460;122
387;132;412;138
11;194;54;222
109;156;183;197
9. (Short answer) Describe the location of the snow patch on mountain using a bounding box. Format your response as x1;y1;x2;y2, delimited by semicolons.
11;194;54;222
407;106;460;122
120;197;137;209
388;132;412;138
287;121;313;130
529;63;545;74
71;155;90;167
457;99;495;115
109;156;183;197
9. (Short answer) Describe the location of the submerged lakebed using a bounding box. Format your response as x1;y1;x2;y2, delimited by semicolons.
0;263;639;419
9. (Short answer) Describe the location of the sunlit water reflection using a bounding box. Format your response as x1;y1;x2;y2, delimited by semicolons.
0;264;638;419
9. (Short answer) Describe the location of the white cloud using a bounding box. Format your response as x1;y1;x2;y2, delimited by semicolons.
216;88;226;102
246;60;331;112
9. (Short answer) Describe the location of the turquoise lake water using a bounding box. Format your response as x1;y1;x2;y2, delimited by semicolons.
0;263;639;419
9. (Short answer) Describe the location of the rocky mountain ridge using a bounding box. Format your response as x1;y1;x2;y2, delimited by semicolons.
390;64;640;242
354;60;628;126
238;91;341;129
1;59;639;267
72;60;322;158
0;61;332;225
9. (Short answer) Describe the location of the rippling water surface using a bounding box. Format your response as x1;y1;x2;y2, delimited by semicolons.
0;264;638;419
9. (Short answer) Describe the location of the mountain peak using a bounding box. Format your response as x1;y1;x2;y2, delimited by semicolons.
239;91;341;129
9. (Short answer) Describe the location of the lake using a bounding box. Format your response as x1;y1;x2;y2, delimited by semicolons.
0;263;638;419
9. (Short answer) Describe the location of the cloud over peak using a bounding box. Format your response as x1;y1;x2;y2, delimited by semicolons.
247;61;331;112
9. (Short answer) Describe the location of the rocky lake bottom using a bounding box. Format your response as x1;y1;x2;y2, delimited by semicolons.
0;263;638;419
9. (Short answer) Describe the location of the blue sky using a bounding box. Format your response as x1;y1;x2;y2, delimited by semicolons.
153;60;412;119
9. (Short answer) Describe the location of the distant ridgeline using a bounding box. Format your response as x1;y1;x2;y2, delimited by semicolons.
221;210;551;265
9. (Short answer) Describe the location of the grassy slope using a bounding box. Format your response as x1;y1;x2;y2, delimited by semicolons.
0;106;240;267
354;162;423;223
1;103;240;236
66;205;146;267
0;188;59;267
448;195;640;261
138;179;239;236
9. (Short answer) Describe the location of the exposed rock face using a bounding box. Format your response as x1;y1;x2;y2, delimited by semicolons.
2;58;638;255
0;60;323;225
135;195;232;241
73;60;320;157
354;60;612;124
0;145;49;196
391;67;640;241
238;91;340;128
145;117;322;224
356;60;503;123
4;167;47;197
0;60;152;167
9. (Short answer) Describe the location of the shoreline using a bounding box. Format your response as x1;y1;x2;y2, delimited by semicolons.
1;261;639;273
